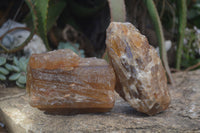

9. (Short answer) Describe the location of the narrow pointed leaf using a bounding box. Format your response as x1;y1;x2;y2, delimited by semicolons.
19;61;26;72
13;57;19;66
17;75;27;84
47;0;67;31
9;73;21;81
0;57;6;66
0;74;6;80
12;65;20;72
0;67;9;75
5;64;13;71
16;81;25;88
34;0;50;50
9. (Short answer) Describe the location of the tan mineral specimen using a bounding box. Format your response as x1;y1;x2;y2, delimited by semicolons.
106;22;171;115
26;49;116;114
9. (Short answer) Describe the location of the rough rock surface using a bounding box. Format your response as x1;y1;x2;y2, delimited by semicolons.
27;49;116;114
0;70;200;133
106;22;170;115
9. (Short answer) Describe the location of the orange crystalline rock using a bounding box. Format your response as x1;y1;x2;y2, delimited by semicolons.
26;49;116;114
106;22;171;115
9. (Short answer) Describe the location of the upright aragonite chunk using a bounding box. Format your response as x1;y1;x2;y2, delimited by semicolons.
106;22;171;115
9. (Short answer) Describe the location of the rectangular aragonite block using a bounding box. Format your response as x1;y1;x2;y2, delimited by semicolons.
26;49;116;114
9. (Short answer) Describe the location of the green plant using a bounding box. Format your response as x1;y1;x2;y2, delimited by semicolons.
143;0;173;84
0;27;35;54
0;56;29;88
7;57;29;88
68;0;107;18
58;42;85;57
176;0;187;70
181;27;200;69
0;57;9;80
25;0;67;50
0;0;67;54
187;0;200;28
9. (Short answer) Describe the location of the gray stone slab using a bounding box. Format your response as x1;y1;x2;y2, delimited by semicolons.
0;70;200;133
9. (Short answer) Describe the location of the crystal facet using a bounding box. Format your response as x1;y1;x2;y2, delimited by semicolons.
106;22;171;115
26;49;116;114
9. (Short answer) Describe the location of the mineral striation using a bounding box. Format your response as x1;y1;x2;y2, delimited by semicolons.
106;22;171;115
26;49;116;114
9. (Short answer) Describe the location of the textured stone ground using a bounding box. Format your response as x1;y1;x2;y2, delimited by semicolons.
0;70;200;133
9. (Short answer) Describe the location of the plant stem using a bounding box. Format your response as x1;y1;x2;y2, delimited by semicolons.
176;0;187;70
0;27;34;53
186;33;195;60
0;29;34;54
0;43;8;52
0;27;31;40
143;0;174;85
108;0;126;22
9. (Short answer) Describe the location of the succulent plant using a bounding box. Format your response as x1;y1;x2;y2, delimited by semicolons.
0;57;9;80
7;57;29;88
58;42;85;57
0;55;29;88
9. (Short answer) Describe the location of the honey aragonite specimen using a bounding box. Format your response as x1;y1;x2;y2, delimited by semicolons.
106;22;171;115
26;49;116;114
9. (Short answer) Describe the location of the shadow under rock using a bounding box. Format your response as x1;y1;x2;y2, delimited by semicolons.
111;103;149;117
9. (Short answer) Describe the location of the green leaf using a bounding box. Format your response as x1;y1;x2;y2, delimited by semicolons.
58;42;78;51
13;57;19;66
33;0;50;50
46;0;67;31
69;0;107;18
176;0;187;70
75;43;80;49
12;65;20;72
9;73;21;81
58;42;85;57
19;57;27;63
143;0;174;85
102;51;109;63
0;57;6;66
19;64;26;72
19;57;27;72
194;3;200;9
25;0;67;50
25;58;30;64
5;64;13;71
17;75;27;84
187;9;199;19
0;67;9;75
79;49;85;58
16;81;25;88
0;74;6;80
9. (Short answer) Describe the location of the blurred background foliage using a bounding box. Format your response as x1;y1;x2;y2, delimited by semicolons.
0;0;200;87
